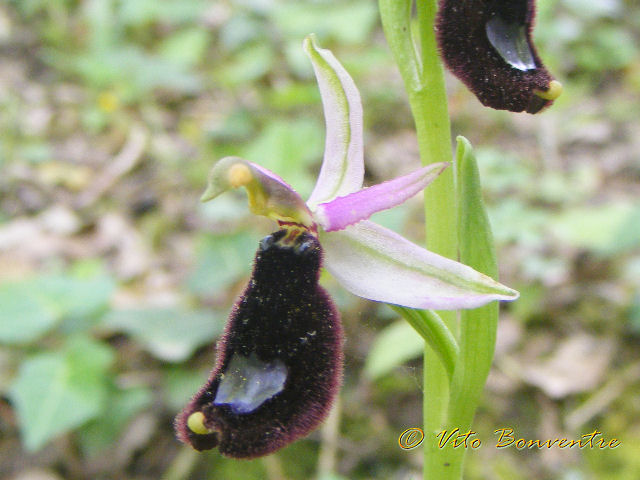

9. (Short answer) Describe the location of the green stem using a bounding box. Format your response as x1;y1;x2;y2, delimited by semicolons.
413;5;459;478
379;0;460;478
379;2;505;479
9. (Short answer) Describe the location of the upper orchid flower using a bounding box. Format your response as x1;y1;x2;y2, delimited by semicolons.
436;0;562;113
175;35;518;458
201;36;517;311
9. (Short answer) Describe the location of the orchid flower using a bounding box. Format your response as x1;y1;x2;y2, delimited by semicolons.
175;35;518;458
436;0;562;113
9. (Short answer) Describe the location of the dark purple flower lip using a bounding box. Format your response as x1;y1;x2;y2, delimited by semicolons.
436;0;562;113
175;228;343;458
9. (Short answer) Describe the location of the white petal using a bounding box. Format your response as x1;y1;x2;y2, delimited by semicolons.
319;221;518;310
303;35;364;208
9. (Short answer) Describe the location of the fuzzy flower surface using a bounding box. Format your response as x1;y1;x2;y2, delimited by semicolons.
436;0;562;113
175;35;518;459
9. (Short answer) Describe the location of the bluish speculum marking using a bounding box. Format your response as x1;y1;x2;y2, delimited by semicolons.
486;16;536;71
214;352;288;414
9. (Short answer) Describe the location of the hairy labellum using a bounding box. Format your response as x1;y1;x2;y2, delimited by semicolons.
436;0;562;113
175;229;343;458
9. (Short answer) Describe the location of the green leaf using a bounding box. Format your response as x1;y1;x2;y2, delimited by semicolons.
266;83;320;110
0;281;58;344
364;320;423;380
627;293;640;335
456;137;499;280
78;385;153;456
187;231;257;296
100;308;224;362
84;0;118;50
549;202;633;252
0;263;116;345
9;336;114;452
215;43;274;86
391;306;458;381
448;136;500;429
608;205;640;253
317;475;351;480
118;0;209;26
241;118;323;199
163;365;211;411
219;14;265;50
159;28;210;67
37;262;116;329
271;1;378;45
575;26;637;71
67;47;202;97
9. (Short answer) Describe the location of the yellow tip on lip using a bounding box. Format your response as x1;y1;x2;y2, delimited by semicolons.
228;163;253;188
187;411;212;435
535;80;563;101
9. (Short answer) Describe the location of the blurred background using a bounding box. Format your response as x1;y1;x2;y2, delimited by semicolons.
1;0;639;479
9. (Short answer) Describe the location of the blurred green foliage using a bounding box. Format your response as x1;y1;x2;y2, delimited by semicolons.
10;335;114;451
1;0;639;479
